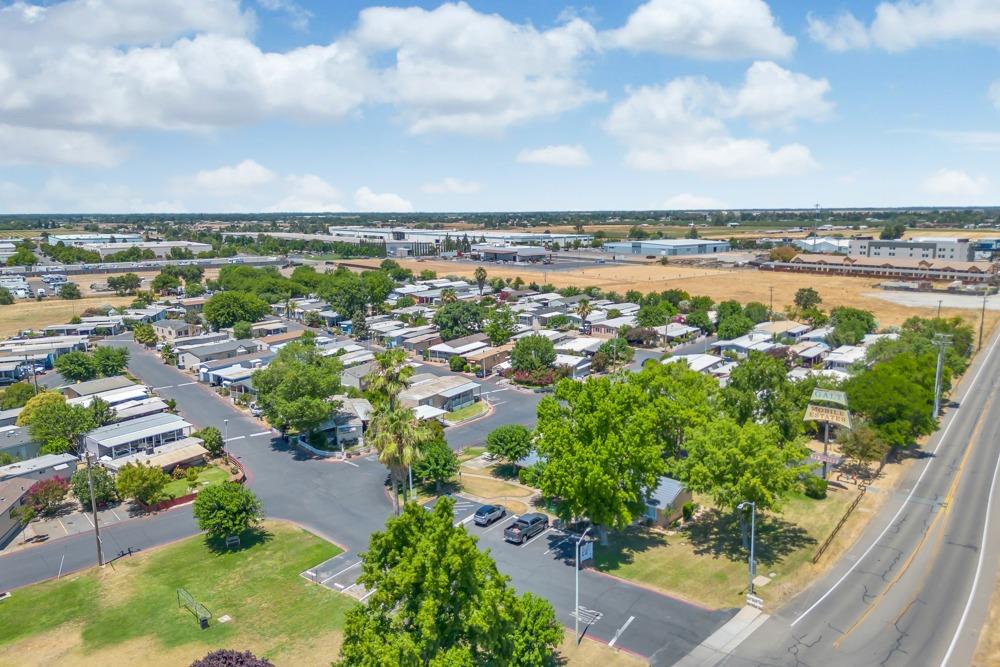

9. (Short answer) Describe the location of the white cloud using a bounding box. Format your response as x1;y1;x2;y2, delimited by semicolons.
354;187;414;212
354;3;603;134
0;123;122;166
663;194;727;209
922;169;990;197
257;0;311;31
421;177;482;194
193;159;277;194
605;63;827;178
931;130;1000;151
606;0;795;59
809;1;1000;52
990;81;1000;109
516;144;592;167
267;174;346;212
0;177;186;214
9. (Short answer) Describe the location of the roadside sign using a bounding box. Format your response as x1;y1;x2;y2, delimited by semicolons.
810;452;842;465
804;404;852;428
811;388;848;406
746;594;764;610
579;541;594;564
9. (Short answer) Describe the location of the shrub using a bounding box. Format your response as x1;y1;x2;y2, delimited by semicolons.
448;354;466;372
172;466;187;480
186;467;200;483
682;501;697;522
192;482;264;539
191;649;275;667
70;466;118;507
804;475;828;499
26;477;69;514
116;462;170;505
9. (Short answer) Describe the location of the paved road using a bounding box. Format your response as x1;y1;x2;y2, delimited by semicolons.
717;327;1000;666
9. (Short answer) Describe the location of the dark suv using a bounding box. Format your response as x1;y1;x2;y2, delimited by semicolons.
504;513;549;544
474;504;506;526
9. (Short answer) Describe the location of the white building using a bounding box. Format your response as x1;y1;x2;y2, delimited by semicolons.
81;240;212;259
793;238;850;254
848;237;974;261
49;233;143;247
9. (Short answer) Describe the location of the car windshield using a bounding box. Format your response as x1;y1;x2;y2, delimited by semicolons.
475;506;494;516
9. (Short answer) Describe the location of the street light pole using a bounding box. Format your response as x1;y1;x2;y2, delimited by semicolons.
223;418;229;457
738;501;756;595
85;452;104;567
932;334;951;418
979;292;988;351
575;525;592;644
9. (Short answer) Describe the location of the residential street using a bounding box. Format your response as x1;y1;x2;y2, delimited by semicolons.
718;326;1000;666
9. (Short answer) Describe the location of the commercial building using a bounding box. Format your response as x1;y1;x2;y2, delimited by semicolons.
602;239;730;256
794;238;851;254
324;226;592;247
471;244;548;263
848;237;974;261
80;240;212;259
768;254;996;283
49;233;143;247
82;412;194;460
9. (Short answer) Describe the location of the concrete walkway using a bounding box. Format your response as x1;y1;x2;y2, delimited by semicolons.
672;607;769;667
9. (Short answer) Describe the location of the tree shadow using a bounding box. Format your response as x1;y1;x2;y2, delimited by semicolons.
204;527;274;555
685;509;815;567
590;526;669;570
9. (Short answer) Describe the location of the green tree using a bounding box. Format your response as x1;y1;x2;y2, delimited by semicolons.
484;305;517;345
535;376;666;544
194;426;225;457
369;405;429;515
7;248;37;266
485;424;533;465
193;482;264;539
160;343;176;365
433;301;484;340
413;437;459;492
0;382;36;409
71;466;117;507
93;346;129;376
115;462;170;505
636;301;676;328
203;291;269;330
794;287;822;311
25;398;94;454
716;300;743;322
232;321;253;339
303;310;324;328
351;310;369;339
54;351;99;382
365;348;414;409
88;397;115;427
880;222;907;240
58;283;82;300
575;298;592;323
335;499;561;666
132;322;157;347
836;421;889;473
16;391;65;427
717;314;754;339
511;335;556;373
723;351;803;442
743;301;770;323
830;306;877;346
673;418;809;512
107;273;141;295
474;266;488;295
596;336;632;368
251;340;343;435
845;352;937;448
150;272;181;293
685;310;713;334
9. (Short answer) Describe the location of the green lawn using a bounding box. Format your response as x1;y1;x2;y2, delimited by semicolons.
162;465;230;499
446;401;488;423
593;490;854;609
0;521;352;662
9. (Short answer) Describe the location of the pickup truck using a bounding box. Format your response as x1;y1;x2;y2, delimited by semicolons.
503;513;549;544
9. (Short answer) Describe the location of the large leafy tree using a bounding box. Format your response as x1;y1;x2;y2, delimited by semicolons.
511;334;557;373
845;352;937;448
867;315;975;380
794;287;822;310
673;419;809;512
636;301;676;328
71;466;118;506
116;462;169;505
107;273;141;295
717;314;754;340
93;346;129;376
723;351;803;442
836;420;890;473
413;437;459;492
830;306;877;346
630;361;721;455
535;376;666;543
362;270;395;306
335;499;561;666
54;351;99;382
743;301;770;324
685;310;713;334
17;392;94;454
203;291;269;330
0;382;36;409
318;268;369;318
193;482;264;538
433;301;484;341
251;340;343;434
484;305;517;346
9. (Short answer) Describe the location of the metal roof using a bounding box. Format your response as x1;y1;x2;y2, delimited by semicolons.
86;412;191;447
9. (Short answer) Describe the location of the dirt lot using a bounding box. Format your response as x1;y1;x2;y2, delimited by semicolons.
353;258;1000;331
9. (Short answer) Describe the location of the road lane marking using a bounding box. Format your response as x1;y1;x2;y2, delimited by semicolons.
343;459;359;468
225;436;246;442
791;329;1000;627
249;431;271;438
608;615;635;648
176;382;196;387
940;406;1000;666
321;560;361;584
152;385;173;390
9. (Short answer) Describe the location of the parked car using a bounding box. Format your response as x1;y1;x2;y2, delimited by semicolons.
474;504;506;527
504;513;549;544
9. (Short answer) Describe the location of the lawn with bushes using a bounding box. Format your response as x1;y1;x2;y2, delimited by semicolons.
162;464;231;500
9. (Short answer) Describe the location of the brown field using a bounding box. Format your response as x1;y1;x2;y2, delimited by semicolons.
353;258;1000;331
0;296;134;338
560;630;646;667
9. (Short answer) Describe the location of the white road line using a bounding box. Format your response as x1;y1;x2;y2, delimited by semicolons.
82;512;94;528
321;560;361;585
109;508;121;521
152;385;173;390
520;527;554;548
333;583;344;590
248;431;271;438
792;330;1000;627
456;515;475;527
359;587;378;602
544;536;572;555
483;515;517;533
176;381;196;387
939;418;1000;666
343;459;359;468
225;435;246;442
608;615;635;648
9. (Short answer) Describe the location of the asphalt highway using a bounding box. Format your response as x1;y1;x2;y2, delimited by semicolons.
717;326;1000;667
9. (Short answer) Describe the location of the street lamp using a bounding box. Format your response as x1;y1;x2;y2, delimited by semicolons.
223;419;229;457
575;525;593;643
737;501;757;596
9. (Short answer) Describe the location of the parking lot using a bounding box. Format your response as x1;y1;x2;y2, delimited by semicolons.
3;501;140;553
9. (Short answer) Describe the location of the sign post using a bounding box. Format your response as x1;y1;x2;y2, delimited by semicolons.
805;391;852;479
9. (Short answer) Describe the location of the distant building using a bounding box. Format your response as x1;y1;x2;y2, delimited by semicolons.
472;244;548;263
48;233;143;247
768;254;995;283
80;240;211;259
848;237;974;261
794;237;850;254
602;239;730;256
153;319;200;341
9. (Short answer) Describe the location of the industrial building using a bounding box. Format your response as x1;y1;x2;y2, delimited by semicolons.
326;226;592;247
80;240;212;259
48;233;143;247
602;239;730;256
471;244;548;263
794;238;851;254
848;237;975;261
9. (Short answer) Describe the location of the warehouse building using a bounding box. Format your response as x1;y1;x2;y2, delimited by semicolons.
471;244;548;263
49;233;143;247
602;239;730;256
80;240;212;259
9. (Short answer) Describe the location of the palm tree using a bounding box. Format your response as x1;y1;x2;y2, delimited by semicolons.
576;298;592;326
474;266;487;295
369;405;428;515
440;288;458;304
365;348;414;411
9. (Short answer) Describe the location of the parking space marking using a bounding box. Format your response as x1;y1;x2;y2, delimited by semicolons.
82;512;95;528
543;535;573;555
483;514;517;533
56;517;69;536
249;431;271;438
321;560;361;585
359;587;377;602
109;507;121;521
608;616;635;648
520;527;555;548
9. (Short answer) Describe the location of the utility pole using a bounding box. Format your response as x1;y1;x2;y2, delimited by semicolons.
85;452;104;567
979;291;988;351
768;286;774;321
937;299;942;319
932;334;951;418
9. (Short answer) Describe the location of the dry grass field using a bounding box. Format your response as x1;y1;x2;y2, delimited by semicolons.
354;258;999;331
0;296;134;338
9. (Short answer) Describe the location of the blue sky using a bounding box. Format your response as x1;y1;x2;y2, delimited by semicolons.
0;0;998;213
